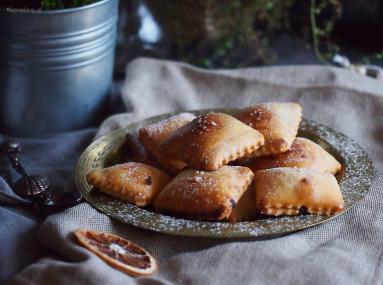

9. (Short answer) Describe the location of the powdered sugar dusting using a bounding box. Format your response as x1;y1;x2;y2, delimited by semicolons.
80;112;373;238
299;119;373;207
192;113;221;133
142;112;196;137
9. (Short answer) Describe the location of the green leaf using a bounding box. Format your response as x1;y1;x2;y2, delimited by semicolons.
41;0;98;10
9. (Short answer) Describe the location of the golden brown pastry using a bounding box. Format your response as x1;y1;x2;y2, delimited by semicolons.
235;102;302;156
228;187;256;223
87;162;172;207
249;137;342;175
139;113;196;174
161;113;265;171
153;166;254;221
125;131;158;167
253;167;344;216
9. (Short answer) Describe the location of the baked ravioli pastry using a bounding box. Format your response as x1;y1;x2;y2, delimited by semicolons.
87;162;172;207
161;113;264;171
139;113;196;174
126;131;158;167
235;102;302;156
253;167;344;216
153;166;254;221
228;187;256;223
249;137;342;175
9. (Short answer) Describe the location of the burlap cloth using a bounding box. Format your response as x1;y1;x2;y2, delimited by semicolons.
9;58;383;285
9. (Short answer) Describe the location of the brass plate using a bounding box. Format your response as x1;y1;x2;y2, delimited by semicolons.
75;109;374;238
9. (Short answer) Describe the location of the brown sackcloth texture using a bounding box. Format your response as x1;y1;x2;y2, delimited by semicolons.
10;58;383;285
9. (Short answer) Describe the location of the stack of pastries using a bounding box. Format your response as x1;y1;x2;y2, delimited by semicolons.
87;102;344;223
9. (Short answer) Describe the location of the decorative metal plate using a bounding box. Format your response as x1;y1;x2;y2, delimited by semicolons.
75;109;374;238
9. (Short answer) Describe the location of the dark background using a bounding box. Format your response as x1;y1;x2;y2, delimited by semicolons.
115;0;383;76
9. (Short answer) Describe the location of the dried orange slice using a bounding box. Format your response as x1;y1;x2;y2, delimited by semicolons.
74;229;158;277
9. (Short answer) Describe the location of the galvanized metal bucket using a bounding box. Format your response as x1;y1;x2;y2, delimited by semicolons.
0;0;119;137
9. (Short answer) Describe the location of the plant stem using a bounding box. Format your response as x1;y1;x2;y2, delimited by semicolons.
310;0;328;64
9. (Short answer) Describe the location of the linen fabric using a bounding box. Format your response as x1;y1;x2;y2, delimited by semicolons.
7;58;383;285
